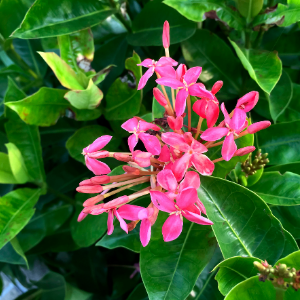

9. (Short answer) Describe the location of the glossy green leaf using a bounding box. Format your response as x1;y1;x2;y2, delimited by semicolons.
38;52;88;90
12;0;115;39
250;172;300;205
5;143;29;183
140;213;217;300
10;236;28;267
89;65;115;85
229;39;282;94
105;52;142;120
0;240;26;265
267;70;293;123
64;79;103;110
127;283;148;300
71;193;107;247
127;0;196;46
246;167;264;187
266;162;300;176
0;152;18;184
215;257;260;296
5;88;68;126
182;30;242;100
164;0;245;30
256;120;300;165
237;0;263;18
0;188;41;249
198;176;298;264
65;283;92;300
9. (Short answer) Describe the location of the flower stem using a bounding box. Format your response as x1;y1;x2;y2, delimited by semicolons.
187;95;192;132
194;116;203;140
171;88;176;109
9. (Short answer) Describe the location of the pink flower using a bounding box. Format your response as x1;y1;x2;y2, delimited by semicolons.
137;57;177;90
236;91;259;113
150;188;213;242
82;135;112;175
121;118;161;155
156;67;214;116
167;115;183;131
192;81;222;128
161;132;215;181
201;103;248;161
162;21;170;48
132;150;152;167
158;144;171;162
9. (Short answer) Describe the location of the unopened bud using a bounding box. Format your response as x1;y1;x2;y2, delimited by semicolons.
83;195;104;207
153;87;168;107
76;185;103;193
162;20;170;49
113;153;132;162
234;146;255;157
88;150;110;159
254;261;266;272
77;211;88;222
211;81;223;94
123;165;140;175
247;121;271;134
91;175;110;184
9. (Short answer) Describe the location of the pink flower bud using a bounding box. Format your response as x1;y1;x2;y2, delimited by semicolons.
83;203;104;213
162;21;170;49
211;81;223;94
113;153;131;162
77;211;88;222
153;88;167;107
83;195;104;207
234;146;256;157
76;185;103;193
123;165;140;175
87;150;110;159
79;179;94;186
167;116;183;131
132;150;152;167
247;121;271;134
103;195;129;209
236;91;259;112
90;175;110;184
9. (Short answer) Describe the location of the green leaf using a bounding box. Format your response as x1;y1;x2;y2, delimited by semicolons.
5;88;69;126
249;172;300;205
182;30;242;100
198;176;298;264
0;188;41;249
127;283;148;300
64;79;103;110
237;0;263;18
11;0;115;39
127;0;196;46
105;52;142;120
266;162;300;176
10;236;28;267
89;65;115;85
0;240;27;265
65;283;92;300
256;120;300;165
214;256;260;296
70;193;107;247
38;52;88;90
229;39;282;94
246;167;264;187
58;28;94;72
0;152;18;184
164;0;245;30
267;70;293;123
140;213;217;300
5;143;29;183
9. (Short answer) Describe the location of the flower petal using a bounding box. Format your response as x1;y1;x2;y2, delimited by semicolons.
139;120;161;132
230;108;246;130
114;209;128;234
162;214;183;242
121;118;139;132
150;190;176;213
221;133;237;161
138;67;154;90
156;57;178;67
137;58;153;67
117;204;144;220
192;99;207;118
188;84;214;99
179;171;200;192
85;156;111;175
220;102;231;126
206;101;219;128
88;135;112;153
155;65;176;78
128;134;138;153
140;218;152;247
161;132;190;152
191;153;214;176
139;133;161;155
183;211;213;225
156;77;184;89
175;89;188;116
176;64;187;81
172;152;191;182
191;140;208;154
183;67;202;84
138;207;153;220
158;144;170;162
200;127;228;142
177;187;198;209
157;169;178;191
236;91;259;112
107;210;114;235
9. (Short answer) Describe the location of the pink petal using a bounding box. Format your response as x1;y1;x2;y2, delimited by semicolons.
157;169;178;191
103;195;129;209
172;152;191;182
155;66;176;78
138;207;153;220
158;144;170;162
196;199;207;215
183;211;213;225
177;187;198;209
132;150;152;167
162;20;170;48
167;116;183;131
107;210;114;235
220;103;231;126
156;77;184;89
191;139;208;154
77;211;88;222
85;156;111;175
139;133;161;155
192;99;207;118
128;134;138;153
179;171;200;192
206;101;219;128
191;153;215;176
156;57;178;67
114;209;128;234
161;132;190;152
138;67;154;90
200;127;228;142
236;91;259;112
137;58;154;67
211;81;223;94
247;121;271;134
183;132;193;145
183;67;202;85
117;204;144;220
162;214;183;242
153;87;167;106
188;84;214;99
121;118;139;132
176;64;187;81
234;146;255;157
230;108;247;130
222;133;237;161
139;120;161;132
88;135;112;153
150;190;176;213
175;88;188;116
140;218;151;247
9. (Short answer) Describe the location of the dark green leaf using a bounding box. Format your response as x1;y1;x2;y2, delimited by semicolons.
182;30;242;100
105;52;142;120
10;236;28;267
198;176;298;264
65;283;92;300
0;188;41;249
0;240;26;265
127;0;196;46
266;162;300;176
256;120;300;165
229;39;282;94
237;0;263;18
140;213;217;300
127;283;148;300
12;0;115;39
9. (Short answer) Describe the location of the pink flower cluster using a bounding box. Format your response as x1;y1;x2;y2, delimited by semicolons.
76;21;271;247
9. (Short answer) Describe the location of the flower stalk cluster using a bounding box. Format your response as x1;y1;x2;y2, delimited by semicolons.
241;149;269;176
76;21;271;247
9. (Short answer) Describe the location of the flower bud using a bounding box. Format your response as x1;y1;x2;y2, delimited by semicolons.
103;195;129;209
236;91;259;112
77;211;88;222
83;194;104;207
76;185;103;193
113;153;132;162
79;179;94;186
234;146;255;157
91;175;110;184
153;88;168;107
162;20;170;49
167;116;183;131
123;165;140;175
247;121;271;134
87;150;110;159
211;81;223;94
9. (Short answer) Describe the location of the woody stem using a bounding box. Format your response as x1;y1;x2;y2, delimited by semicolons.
103;177;150;191
194;116;203;140
212;157;224;163
187;95;192;132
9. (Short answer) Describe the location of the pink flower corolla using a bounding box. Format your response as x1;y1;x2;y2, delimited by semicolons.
121;118;161;155
162;21;170;49
150;187;213;242
137;57;178;90
167;115;183;131
201;103;248;161
132;150;152;167
156;67;214;116
82;135;112;175
161;132;215;181
235;91;259;119
193;81;222;128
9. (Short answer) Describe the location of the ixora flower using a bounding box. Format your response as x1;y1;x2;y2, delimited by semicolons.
75;19;271;248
